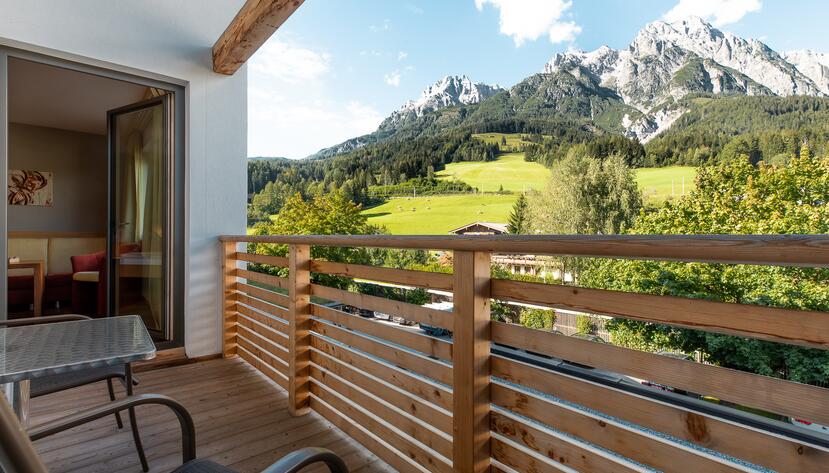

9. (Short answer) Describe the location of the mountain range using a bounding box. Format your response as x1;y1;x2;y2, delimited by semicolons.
307;16;829;160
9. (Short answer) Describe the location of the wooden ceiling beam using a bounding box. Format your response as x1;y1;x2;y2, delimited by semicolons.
212;0;305;75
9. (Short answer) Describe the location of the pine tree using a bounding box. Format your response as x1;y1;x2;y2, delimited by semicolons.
507;194;528;234
800;140;811;160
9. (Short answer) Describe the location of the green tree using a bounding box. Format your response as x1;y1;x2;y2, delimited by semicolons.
581;156;829;384
520;308;556;330
575;315;596;335
250;192;381;287
800;141;811;160
526;152;642;235
507;194;529;234
249;181;291;222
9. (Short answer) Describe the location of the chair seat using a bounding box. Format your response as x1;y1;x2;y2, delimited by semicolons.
72;271;100;283
31;364;126;398
171;459;238;473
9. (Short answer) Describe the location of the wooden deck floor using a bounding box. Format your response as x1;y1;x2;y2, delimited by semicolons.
30;357;395;473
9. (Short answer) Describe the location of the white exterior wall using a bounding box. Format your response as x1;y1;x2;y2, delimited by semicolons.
0;0;248;357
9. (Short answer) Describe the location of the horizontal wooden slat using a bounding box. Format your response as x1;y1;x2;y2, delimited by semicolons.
238;335;287;374
492;279;829;349
492;321;829;426
310;395;424;473
311;304;452;361
236;268;289;290
235;297;288;333
219;234;829;267
491;355;829;473
236;252;289;267
310;348;453;435
311;284;453;330
491;411;638;473
492;382;741;472
310;364;453;458
311;319;453;386
237;306;288;343
311;336;453;411
311;381;453;473
237;321;288;363
491;436;560;473
237;345;288;389
235;281;290;307
311;260;453;291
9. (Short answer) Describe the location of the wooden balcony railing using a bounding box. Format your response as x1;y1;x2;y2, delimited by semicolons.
219;234;829;473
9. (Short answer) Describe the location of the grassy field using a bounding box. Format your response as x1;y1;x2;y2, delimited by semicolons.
363;194;515;234
364;159;698;234
435;153;551;192
636;166;697;202
472;132;550;148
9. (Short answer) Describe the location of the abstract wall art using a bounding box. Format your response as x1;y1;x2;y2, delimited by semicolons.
7;170;53;206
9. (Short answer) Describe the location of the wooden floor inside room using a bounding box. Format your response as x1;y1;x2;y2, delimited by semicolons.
30;357;395;473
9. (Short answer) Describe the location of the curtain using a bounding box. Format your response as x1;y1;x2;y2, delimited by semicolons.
119;105;164;330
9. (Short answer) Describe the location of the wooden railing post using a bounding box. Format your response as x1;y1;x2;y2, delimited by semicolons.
288;244;312;416
222;241;238;358
452;250;492;473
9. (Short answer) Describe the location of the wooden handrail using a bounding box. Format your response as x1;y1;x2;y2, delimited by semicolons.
220;234;829;473
220;233;829;267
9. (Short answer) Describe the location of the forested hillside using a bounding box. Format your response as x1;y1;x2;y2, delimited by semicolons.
645;95;829;165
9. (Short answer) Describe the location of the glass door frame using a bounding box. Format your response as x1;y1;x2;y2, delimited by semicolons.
0;46;186;349
107;96;171;341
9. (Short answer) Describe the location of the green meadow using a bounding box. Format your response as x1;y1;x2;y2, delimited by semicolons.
435;152;551;193
362;193;515;234
363;155;697;234
636;166;697;202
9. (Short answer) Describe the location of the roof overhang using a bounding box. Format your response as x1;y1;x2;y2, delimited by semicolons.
212;0;305;75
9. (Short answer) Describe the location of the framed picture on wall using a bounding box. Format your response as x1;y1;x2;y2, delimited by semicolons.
7;169;53;206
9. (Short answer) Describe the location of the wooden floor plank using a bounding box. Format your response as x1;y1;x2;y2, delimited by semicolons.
30;357;394;473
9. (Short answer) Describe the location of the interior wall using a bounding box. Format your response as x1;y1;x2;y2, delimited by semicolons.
0;0;247;356
7;123;107;233
0;0;248;356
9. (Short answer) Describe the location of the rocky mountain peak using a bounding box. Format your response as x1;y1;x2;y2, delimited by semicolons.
785;49;829;94
380;75;502;128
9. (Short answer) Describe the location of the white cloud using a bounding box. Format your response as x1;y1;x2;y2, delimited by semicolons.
248;38;384;158
249;40;330;84
398;51;409;61
384;70;402;86
474;0;581;46
548;21;582;43
405;4;425;15
369;19;391;32
663;0;762;27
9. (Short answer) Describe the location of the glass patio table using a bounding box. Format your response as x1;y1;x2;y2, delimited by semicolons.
0;315;156;426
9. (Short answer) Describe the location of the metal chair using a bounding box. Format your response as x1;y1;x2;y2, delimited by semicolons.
0;392;348;473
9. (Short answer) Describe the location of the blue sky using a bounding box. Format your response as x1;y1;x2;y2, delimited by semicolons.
248;0;829;159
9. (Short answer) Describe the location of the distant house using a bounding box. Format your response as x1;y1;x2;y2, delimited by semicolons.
449;221;556;276
449;221;509;235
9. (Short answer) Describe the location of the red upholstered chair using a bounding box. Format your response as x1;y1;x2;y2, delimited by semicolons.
71;251;107;317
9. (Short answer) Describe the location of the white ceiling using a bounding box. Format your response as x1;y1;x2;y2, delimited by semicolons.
8;58;150;135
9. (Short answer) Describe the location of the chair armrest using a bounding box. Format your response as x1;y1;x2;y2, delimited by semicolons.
28;394;196;464
0;314;91;327
260;447;348;473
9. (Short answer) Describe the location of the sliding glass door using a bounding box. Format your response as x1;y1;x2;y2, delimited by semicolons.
108;97;170;340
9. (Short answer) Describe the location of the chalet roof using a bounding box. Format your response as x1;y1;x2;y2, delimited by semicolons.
448;221;509;234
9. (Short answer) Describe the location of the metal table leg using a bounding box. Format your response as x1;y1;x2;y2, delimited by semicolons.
2;380;30;427
125;363;149;472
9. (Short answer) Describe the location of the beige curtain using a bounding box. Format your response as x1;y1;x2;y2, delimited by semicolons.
120;106;164;330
